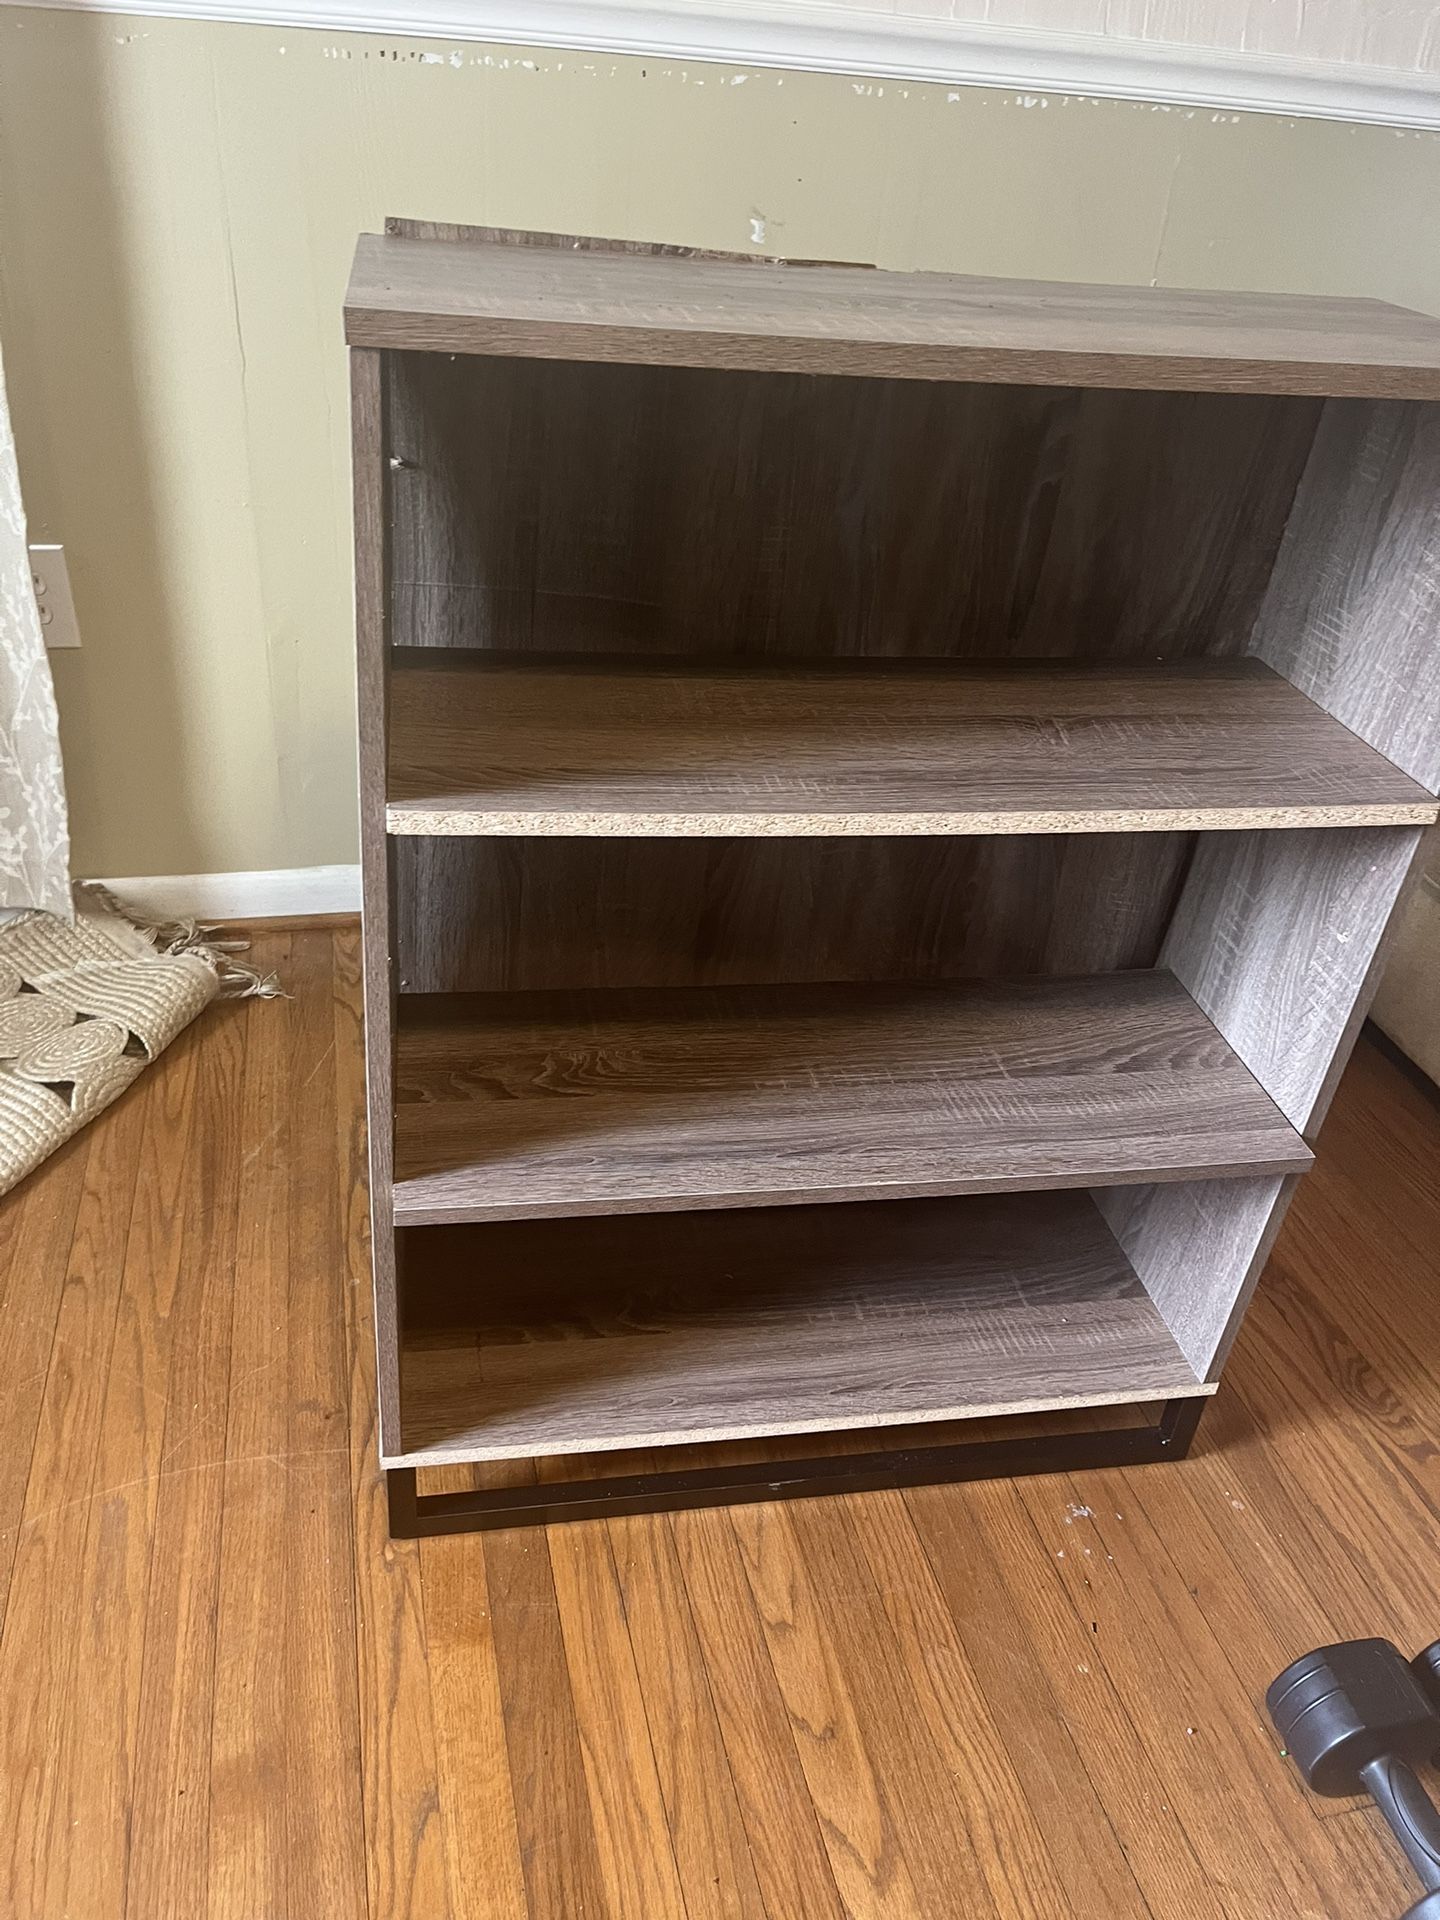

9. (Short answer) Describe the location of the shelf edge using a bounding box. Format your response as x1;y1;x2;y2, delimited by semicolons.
386;800;1440;837
390;1148;1315;1228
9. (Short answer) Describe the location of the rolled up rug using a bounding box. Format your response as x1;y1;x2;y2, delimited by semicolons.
0;883;276;1198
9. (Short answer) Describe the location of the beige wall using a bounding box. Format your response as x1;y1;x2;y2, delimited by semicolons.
0;14;1437;1046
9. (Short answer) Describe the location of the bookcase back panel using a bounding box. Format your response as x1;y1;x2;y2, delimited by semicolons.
393;832;1190;994
387;352;1319;662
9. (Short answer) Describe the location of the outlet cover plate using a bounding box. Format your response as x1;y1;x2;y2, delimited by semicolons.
28;544;81;650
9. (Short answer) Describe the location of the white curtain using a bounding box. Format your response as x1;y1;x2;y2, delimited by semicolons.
0;342;70;919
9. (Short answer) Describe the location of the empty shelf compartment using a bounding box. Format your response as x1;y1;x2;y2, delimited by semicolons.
392;1191;1213;1465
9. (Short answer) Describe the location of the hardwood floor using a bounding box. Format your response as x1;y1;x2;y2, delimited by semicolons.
1;922;1437;1919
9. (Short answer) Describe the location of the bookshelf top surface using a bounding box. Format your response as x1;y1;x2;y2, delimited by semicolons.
346;232;1440;397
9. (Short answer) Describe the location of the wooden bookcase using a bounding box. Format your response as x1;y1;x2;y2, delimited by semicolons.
347;221;1440;1537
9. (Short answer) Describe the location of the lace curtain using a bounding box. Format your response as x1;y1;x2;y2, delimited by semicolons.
0;341;69;918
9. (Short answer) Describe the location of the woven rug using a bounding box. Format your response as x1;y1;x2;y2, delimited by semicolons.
0;887;271;1198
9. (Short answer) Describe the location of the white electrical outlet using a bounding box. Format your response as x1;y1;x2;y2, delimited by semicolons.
28;544;81;650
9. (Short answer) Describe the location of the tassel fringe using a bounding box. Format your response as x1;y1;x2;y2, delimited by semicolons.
73;882;287;999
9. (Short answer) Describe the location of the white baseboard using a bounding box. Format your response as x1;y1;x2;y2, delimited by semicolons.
95;864;361;921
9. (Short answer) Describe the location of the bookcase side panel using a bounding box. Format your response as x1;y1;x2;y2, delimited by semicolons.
353;345;403;1453
1251;396;1440;791
1093;1175;1297;1380
1160;824;1424;1137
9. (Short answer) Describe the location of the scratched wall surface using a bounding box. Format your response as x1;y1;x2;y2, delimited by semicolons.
1;9;1440;886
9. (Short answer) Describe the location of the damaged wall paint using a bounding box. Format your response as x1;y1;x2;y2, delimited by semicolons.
6;0;1440;127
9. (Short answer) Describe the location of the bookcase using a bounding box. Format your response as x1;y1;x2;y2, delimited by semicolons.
347;220;1440;1537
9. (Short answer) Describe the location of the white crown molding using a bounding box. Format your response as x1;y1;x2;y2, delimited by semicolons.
5;0;1440;128
96;863;361;921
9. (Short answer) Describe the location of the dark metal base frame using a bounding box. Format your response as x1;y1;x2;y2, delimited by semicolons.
385;1393;1208;1538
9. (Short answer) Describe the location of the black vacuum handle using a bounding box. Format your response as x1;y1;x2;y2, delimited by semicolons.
1359;1755;1440;1893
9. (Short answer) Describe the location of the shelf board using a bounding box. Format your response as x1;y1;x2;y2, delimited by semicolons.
391;970;1312;1227
384;652;1438;839
391;1192;1212;1466
346;233;1440;399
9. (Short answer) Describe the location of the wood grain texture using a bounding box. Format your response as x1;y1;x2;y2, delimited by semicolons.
385;212;857;268
1000;1469;1348;1915
3;929;1439;1920
123;1009;245;1920
1252;397;1440;791
604;1513;771;1920
386;650;1437;837
282;931;374;1920
730;1496;995;1919
347;234;1440;397
413;1503;529;1920
207;935;292;1920
391;971;1310;1227
1094;1173;1296;1379
481;1476;614;1919
24;1040;201;1920
352;348;402;1456
668;1504;853;1920
544;1520;693;1918
1161;824;1424;1133
0;1085;140;1920
855;1484;1151;1919
0;1127;90;1638
1125;827;1426;1378
388;351;1317;663
392;1192;1208;1463
393;831;1191;995
909;1474;1227;1913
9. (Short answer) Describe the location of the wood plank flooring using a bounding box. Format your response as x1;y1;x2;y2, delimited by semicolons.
1;922;1438;1919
